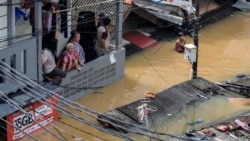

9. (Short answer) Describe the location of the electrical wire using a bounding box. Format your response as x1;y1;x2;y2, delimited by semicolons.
0;64;134;141
0;91;89;141
0;61;198;141
0;14;7;17
0;0;239;140
0;116;40;141
0;0;170;46
0;125;7;138
0;27;7;30
0;91;67;141
57;119;110;141
1;5;176;50
0;0;234;45
0;21;176;50
0;86;106;140
140;52;170;86
0;60;192;140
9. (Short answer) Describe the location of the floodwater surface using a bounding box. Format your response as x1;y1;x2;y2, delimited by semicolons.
22;11;250;141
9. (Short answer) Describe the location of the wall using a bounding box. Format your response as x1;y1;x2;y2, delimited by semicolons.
60;48;126;102
0;37;38;94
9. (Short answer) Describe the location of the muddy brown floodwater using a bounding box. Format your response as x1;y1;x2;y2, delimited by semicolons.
21;11;250;141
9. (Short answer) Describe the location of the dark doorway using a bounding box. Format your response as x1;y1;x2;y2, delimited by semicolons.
77;11;97;63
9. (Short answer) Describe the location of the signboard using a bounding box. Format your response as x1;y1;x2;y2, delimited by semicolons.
6;96;58;141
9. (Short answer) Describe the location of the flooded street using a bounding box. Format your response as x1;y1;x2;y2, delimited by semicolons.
23;11;250;141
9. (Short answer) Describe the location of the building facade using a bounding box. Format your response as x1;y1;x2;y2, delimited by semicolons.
0;0;127;102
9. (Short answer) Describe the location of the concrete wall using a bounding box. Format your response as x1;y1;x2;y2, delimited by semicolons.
0;37;38;94
0;39;126;101
60;48;126;102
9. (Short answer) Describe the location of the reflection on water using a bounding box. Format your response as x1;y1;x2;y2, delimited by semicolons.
21;11;250;141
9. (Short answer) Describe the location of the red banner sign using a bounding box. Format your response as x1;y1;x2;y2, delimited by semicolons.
6;96;58;141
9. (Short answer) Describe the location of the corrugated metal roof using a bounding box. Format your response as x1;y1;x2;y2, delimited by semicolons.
98;77;222;128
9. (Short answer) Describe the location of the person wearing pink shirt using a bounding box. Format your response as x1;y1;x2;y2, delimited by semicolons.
57;43;81;72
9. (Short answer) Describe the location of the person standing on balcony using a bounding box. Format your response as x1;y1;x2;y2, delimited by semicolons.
96;11;106;28
175;32;186;53
68;31;85;66
41;38;66;85
95;17;111;57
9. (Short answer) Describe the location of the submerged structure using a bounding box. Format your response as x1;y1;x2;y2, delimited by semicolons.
132;0;250;26
217;75;250;98
97;77;250;140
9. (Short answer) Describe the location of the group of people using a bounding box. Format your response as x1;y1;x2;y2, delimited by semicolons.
41;11;112;86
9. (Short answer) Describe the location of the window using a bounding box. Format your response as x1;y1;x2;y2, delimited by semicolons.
21;50;27;74
11;54;16;69
0;59;5;84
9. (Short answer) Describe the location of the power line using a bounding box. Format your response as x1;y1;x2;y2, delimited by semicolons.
0;0;171;47
0;61;198;141
0;0;232;45
0;63;134;141
0;91;88;141
0;60;188;140
0;116;40;141
0;91;67;141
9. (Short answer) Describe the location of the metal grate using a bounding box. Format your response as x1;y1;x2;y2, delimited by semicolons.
154;92;184;112
177;82;206;96
97;110;133;133
190;77;222;94
117;100;148;123
116;98;172;126
98;77;224;130
104;109;137;124
163;87;197;105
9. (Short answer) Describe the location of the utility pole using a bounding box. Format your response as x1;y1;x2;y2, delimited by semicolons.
115;0;123;50
35;1;42;83
7;0;15;45
192;0;200;79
